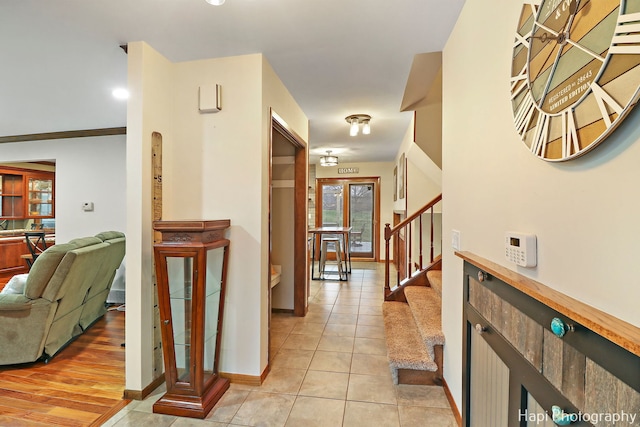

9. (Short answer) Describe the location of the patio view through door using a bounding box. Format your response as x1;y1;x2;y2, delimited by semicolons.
316;177;380;260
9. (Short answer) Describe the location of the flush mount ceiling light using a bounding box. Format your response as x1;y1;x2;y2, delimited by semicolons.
345;114;371;136
319;150;338;167
205;0;225;5
112;88;129;100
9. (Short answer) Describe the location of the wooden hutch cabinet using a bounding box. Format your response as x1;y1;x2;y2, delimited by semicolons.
0;166;55;282
0;167;55;220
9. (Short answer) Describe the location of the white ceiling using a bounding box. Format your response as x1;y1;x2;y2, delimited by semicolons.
0;0;464;163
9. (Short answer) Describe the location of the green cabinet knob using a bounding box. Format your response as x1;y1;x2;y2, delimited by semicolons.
551;317;574;338
552;405;576;425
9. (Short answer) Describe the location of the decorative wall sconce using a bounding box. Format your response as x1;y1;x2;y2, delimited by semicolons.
345;114;371;136
205;0;225;5
320;150;338;167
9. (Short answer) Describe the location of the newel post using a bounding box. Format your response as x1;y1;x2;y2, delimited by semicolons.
384;223;391;298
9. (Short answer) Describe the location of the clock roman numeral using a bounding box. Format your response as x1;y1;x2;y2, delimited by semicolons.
561;109;579;158
510;64;528;100
514;30;532;50
531;112;549;157
514;92;537;138
610;12;640;55
590;82;624;128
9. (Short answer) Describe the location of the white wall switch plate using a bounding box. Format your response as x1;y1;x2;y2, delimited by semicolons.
452;229;460;250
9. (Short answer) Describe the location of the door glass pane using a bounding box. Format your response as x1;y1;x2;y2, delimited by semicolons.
204;246;224;384
349;184;373;257
167;256;194;385
321;185;343;227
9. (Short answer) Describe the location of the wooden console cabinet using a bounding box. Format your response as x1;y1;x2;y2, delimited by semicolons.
458;252;640;427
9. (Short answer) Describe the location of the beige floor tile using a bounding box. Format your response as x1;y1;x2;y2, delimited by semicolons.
355;324;385;339
398;406;458;427
205;388;249;423
260;367;307;394
317;335;355;353
358;304;383;315
270;348;315;370
334;297;361;306
322;323;356;337
172;417;227;426
347;374;397;405
309;350;353;373
280;333;321;351
360;288;384;296
327;313;358;325
298;370;349;399
290;322;326;336
357;314;384;326
351;353;392;376
359;297;383;307
338;289;362;296
299;311;330;324
331;304;360;314
353;337;387;355
307;303;334;313
312;295;338;305
231;391;296;427
109;410;176;426
343;401;400;427
395;384;451;408
284;396;346;427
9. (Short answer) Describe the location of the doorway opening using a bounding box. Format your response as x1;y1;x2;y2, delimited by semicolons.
315;177;380;261
268;111;308;363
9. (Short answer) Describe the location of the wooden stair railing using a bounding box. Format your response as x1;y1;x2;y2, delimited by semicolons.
384;194;442;298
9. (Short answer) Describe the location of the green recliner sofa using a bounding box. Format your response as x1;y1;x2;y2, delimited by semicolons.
0;231;125;365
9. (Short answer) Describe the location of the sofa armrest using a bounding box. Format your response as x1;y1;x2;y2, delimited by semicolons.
0;294;31;311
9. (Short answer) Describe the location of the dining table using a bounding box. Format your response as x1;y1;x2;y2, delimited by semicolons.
308;226;352;281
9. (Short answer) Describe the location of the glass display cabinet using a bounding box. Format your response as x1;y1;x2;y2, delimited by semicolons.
152;219;231;418
27;176;54;217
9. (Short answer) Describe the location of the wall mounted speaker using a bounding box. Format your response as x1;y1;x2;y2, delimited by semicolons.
199;84;221;113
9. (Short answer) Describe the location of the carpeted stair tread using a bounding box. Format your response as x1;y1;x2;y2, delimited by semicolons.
383;301;437;383
404;286;445;359
426;269;442;297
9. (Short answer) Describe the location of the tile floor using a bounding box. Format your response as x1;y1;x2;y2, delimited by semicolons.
102;262;457;426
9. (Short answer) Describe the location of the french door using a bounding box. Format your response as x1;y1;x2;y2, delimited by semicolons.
315;177;380;261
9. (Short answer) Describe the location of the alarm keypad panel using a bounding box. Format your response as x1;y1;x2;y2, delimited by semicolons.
505;232;537;267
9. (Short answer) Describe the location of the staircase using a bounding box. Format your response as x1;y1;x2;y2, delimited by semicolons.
382;195;444;385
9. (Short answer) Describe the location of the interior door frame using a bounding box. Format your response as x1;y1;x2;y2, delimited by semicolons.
269;110;308;318
315;177;380;262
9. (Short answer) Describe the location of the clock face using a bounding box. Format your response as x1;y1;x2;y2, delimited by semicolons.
511;0;640;161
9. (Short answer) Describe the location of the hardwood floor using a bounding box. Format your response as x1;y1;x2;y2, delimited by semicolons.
0;309;127;426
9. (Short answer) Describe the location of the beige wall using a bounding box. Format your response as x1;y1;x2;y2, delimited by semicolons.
126;44;308;390
442;0;640;410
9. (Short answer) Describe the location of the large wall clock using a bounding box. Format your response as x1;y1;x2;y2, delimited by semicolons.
511;0;640;161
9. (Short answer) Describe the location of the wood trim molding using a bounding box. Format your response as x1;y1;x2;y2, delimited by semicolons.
0;127;126;144
89;399;132;427
219;368;268;387
123;373;165;400
443;378;462;427
456;251;640;357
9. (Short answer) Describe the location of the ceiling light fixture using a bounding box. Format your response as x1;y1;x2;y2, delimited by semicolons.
345;114;372;136
205;0;226;5
112;88;129;100
319;150;338;167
